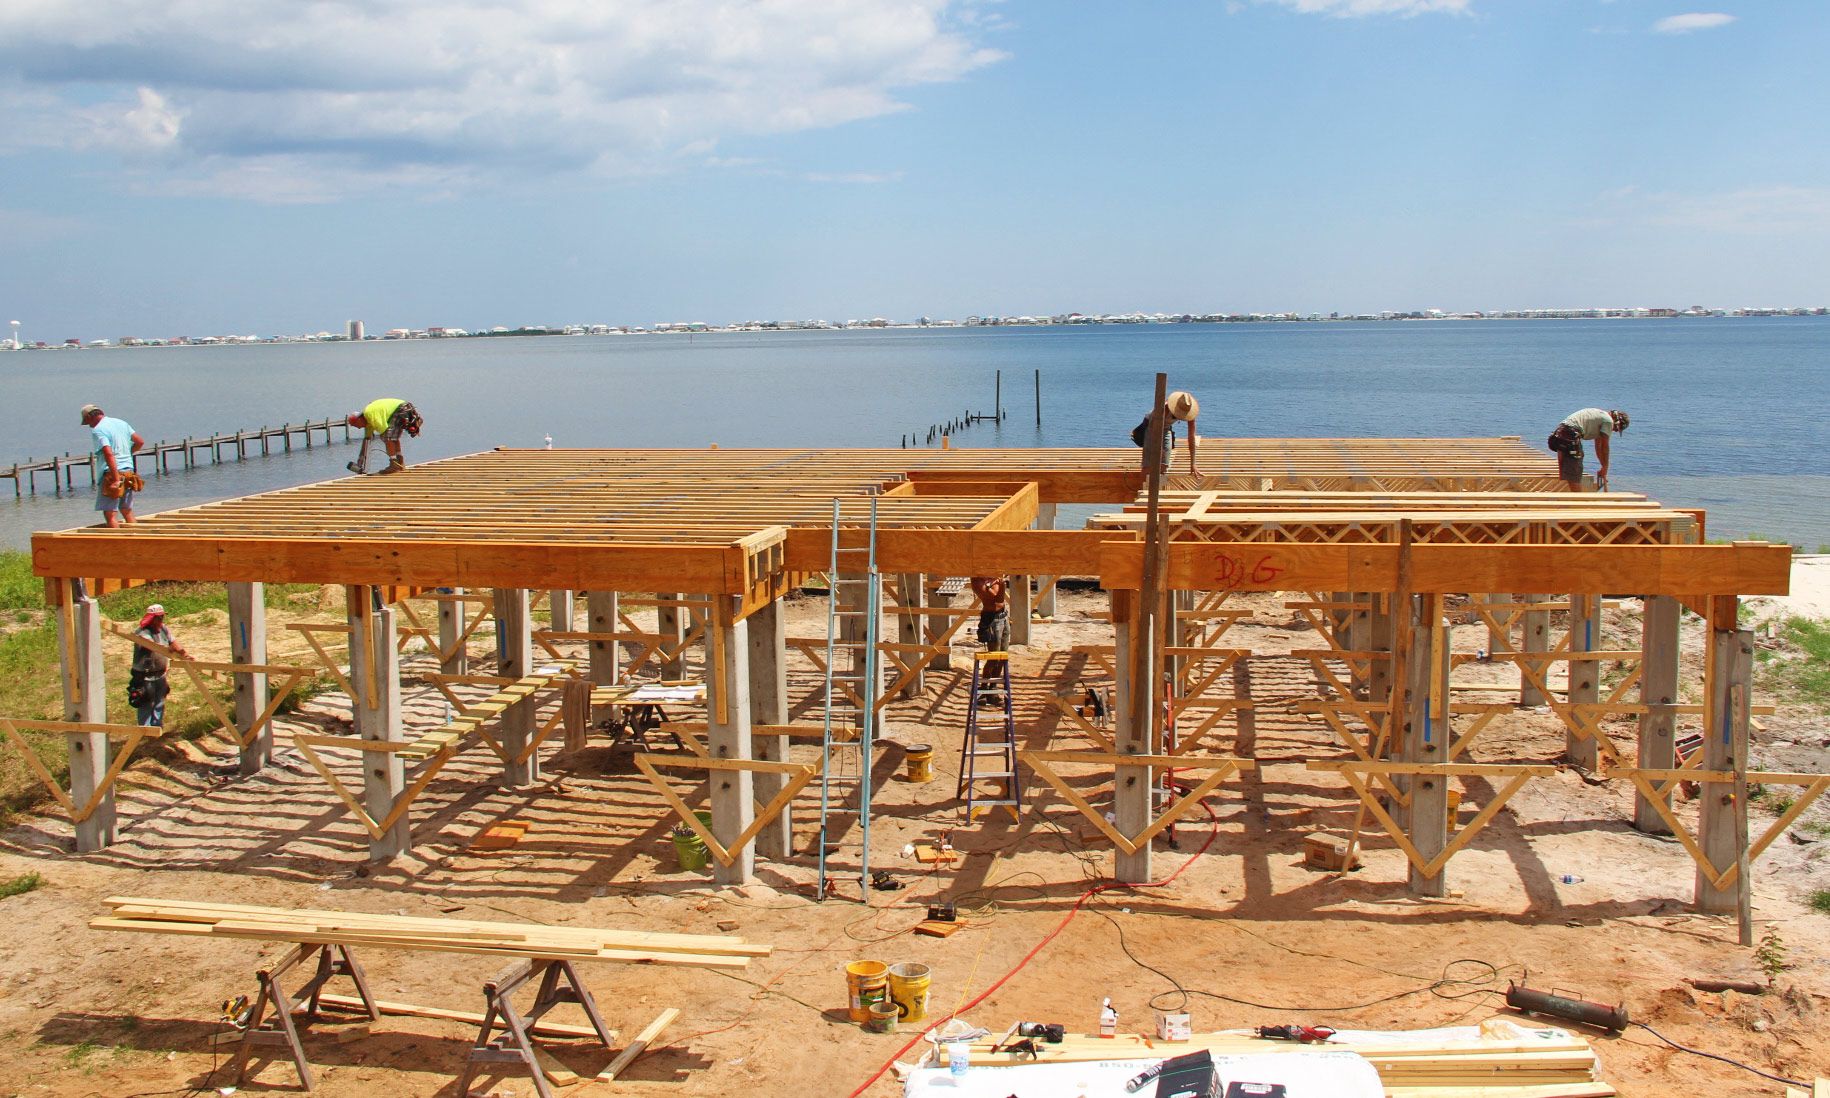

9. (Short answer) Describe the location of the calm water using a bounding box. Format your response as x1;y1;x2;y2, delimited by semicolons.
3;318;1827;549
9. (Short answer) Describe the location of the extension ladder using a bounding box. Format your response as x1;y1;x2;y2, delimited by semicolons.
957;650;1021;819
818;496;880;901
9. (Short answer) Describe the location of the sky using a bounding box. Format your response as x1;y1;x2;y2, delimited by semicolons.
1;0;1825;337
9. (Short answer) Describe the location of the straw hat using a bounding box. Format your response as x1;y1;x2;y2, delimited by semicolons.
1166;391;1199;421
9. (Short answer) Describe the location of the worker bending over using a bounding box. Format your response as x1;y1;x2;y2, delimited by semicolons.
1548;407;1628;490
1131;390;1201;474
346;398;422;475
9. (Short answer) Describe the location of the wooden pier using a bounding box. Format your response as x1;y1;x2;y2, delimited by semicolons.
3;417;353;497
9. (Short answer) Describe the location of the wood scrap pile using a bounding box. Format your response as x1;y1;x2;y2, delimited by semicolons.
90;897;769;969
950;1022;1616;1097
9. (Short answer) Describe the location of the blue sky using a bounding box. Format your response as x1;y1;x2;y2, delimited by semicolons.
1;1;1824;337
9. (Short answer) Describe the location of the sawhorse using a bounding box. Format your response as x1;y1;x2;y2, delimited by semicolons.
230;942;380;1090
457;956;617;1098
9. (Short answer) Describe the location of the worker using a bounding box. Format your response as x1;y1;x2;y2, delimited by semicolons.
80;403;146;527
345;398;422;475
1548;408;1628;491
1130;390;1201;474
128;604;189;727
970;575;1010;697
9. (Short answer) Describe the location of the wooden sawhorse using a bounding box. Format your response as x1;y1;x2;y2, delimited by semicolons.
457;956;617;1098
230;942;381;1090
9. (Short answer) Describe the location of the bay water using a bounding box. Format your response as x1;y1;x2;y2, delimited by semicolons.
2;317;1825;550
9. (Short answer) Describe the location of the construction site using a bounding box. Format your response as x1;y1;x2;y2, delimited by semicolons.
3;405;1829;1097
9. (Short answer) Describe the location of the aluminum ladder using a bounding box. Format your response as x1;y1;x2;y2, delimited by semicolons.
817;496;881;901
957;650;1021;820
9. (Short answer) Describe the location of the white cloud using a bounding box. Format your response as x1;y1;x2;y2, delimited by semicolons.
0;1;1003;200
1262;0;1471;16
1597;184;1830;234
1652;12;1737;34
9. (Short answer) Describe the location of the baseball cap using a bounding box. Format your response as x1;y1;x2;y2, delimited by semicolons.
145;604;165;616
79;403;102;422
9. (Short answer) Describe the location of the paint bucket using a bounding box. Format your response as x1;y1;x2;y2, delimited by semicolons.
670;811;714;873
905;745;934;784
845;960;890;1022
864;1001;899;1034
887;961;931;1024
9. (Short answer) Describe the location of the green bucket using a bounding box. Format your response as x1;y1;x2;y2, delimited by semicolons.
671;811;714;873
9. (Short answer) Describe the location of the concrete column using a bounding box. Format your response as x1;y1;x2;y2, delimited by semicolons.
1347;592;1371;698
1009;572;1032;646
228;581;270;776
708;597;755;885
1036;503;1059;617
837;574;884;698
1635;595;1680;833
747;598;792;860
927;578;954;672
348;586;408;860
1566;593;1603;770
1367;594;1394;706
1113;589;1153;884
658;596;687;680
437;587;469;675
493;587;539;787
586;590;619;721
547;588;575;633
1696;619;1754;914
58;587;113;851
1402;598;1449;897
1481;593;1510;654
1520;594;1550;707
895;574;925;699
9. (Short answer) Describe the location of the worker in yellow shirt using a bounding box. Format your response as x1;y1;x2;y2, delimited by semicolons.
345;398;423;475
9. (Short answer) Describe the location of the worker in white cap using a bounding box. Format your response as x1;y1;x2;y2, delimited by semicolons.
1131;391;1201;474
128;604;188;727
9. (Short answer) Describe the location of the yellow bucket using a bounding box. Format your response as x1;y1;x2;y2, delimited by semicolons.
905;745;934;784
845;960;890;1022
888;961;932;1024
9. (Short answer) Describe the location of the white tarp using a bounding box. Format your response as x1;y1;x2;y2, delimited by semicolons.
902;1050;1383;1098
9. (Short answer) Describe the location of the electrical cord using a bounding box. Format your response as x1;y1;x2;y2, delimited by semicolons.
1631;1021;1805;1088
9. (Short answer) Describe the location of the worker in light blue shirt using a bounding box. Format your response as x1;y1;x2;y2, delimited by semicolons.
80;403;146;526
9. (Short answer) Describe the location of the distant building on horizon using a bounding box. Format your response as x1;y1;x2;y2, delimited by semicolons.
348;319;364;341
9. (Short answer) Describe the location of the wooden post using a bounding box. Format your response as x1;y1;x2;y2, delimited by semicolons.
895;574;925;699
229;581;270;776
493;588;539;787
1113;588;1152;883
348;586;408;860
1347;592;1371;697
657;596;687;680
1367;594;1394;706
1696;611;1752;916
1403;598;1449;896
438;587;469;675
1520;593;1549;706
1481;592;1509;653
1566;593;1603;769
1635;595;1680;834
708;596;755;885
586;590;619;720
927;577;953;672
747;597;792;860
547;589;575;633
58;583;114;850
1035;502;1059;617
1009;570;1033;646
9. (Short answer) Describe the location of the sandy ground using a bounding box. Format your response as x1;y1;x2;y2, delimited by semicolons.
1750;555;1830;622
2;585;1829;1097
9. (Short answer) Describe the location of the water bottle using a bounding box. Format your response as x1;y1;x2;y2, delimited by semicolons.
947;1039;970;1077
1559;873;1582;885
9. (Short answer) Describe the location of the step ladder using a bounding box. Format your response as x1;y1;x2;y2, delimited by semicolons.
818;496;880;901
957;650;1021;819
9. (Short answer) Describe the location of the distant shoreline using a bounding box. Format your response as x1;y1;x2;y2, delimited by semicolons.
8;308;1829;352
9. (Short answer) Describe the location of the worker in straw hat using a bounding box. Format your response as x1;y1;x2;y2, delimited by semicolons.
128;604;189;727
1130;390;1201;474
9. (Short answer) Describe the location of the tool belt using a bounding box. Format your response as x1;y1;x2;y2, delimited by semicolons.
1546;424;1581;456
100;470;145;498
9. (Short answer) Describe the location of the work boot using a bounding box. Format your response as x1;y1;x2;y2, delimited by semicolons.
379;460;404;475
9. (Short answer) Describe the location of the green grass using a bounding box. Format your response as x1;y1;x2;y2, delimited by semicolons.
63;1038;102;1068
1770;616;1830;709
1812;890;1830;914
0;551;44;612
1763;792;1796;816
0;871;43;898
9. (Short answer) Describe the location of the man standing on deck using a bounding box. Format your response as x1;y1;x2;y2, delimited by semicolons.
1131;390;1201;474
345;398;422;475
80;403;145;527
1549;408;1628;490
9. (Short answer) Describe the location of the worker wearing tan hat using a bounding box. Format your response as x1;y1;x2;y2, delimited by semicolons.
1131;391;1201;474
128;604;188;727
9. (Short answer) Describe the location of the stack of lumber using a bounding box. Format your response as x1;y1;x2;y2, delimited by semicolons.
949;1025;1614;1097
90;897;769;969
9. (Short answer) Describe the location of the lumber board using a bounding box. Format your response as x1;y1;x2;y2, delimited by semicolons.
315;992;614;1040
598;1007;680;1082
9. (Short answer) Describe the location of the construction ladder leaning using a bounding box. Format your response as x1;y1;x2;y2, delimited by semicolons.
959;650;1022;819
818;495;881;901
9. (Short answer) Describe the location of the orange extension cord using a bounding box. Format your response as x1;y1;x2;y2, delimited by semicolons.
845;798;1222;1097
